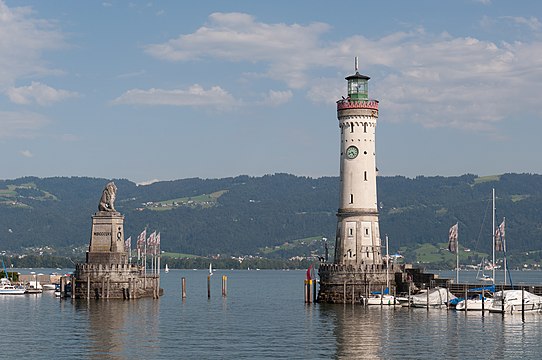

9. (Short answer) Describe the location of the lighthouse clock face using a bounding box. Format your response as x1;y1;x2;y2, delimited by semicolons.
346;146;359;159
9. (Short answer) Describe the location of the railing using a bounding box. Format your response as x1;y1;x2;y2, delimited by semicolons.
337;99;379;110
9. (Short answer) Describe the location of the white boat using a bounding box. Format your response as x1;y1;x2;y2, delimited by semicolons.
0;278;26;295
25;280;43;294
489;290;542;314
42;284;57;291
455;296;493;311
410;288;457;308
362;293;397;306
209;263;213;276
164;264;169;273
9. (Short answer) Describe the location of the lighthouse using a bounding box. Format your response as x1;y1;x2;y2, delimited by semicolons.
335;59;382;267
317;59;398;304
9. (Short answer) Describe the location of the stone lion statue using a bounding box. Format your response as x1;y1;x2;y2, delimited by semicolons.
98;181;117;212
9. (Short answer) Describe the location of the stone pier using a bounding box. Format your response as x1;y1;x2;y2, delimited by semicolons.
73;181;162;299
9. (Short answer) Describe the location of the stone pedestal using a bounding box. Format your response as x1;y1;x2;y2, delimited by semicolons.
74;208;162;299
86;211;127;265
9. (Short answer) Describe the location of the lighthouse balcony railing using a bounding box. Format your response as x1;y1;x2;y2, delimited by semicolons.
336;99;379;110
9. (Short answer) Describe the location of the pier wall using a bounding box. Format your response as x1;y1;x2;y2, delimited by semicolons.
74;263;161;299
318;263;406;303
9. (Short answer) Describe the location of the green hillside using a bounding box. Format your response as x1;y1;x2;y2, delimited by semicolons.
1;173;542;269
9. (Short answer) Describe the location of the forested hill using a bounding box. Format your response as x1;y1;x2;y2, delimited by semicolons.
1;173;541;262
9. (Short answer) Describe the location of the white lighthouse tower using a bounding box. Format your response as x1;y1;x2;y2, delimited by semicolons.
334;58;382;267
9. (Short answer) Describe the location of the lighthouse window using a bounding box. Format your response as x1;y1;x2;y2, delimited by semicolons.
349;228;353;236
365;228;369;236
363;122;367;133
350;194;354;204
350;123;354;133
364;171;367;181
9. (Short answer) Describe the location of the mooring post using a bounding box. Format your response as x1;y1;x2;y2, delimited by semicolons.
181;277;186;299
408;285;411;308
222;275;227;297
381;286;384;306
501;286;504;316
343;281;346;304
464;287;468;312
87;274;90;299
426;287;429;310
522;286;525;321
481;288;485;315
207;275;211;299
351;283;355;305
71;275;76;299
313;278;317;303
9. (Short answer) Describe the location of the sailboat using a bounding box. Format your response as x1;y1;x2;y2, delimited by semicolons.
209;263;214;276
164;264;169;273
476;259;494;282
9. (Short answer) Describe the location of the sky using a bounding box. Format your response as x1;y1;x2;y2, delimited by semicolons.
1;0;542;184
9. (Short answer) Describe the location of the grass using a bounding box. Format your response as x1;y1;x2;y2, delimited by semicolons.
146;190;228;211
161;252;202;259
473;175;501;184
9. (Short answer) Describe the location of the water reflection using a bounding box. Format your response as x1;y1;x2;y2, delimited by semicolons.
73;299;161;359
319;303;542;359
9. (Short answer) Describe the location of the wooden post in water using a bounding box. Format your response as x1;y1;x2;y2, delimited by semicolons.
87;274;90;299
501;286;504;316
393;286;397;307
381;286;384;306
181;277;186;299
464;288;468;312
60;276;65;299
71;275;76;299
207;275;211;299
313;279;317;303
351;283;355;305
222;275;227;297
408;285;411;308
522;287;525;322
343;281;346;304
426;287;429;310
481;288;485;315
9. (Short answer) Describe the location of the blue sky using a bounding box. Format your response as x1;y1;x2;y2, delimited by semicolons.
1;0;541;184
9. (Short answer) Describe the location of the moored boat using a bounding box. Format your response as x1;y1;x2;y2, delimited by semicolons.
488;289;542;314
410;288;456;308
0;278;26;295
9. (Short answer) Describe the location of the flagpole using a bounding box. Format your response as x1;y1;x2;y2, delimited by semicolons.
503;217;507;286
456;223;459;284
492;188;496;285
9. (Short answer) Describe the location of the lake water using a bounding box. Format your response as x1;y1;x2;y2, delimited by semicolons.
1;269;542;359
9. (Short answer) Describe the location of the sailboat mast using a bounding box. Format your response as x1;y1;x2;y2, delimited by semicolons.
385;235;389;290
503;217;507;286
492;188;496;284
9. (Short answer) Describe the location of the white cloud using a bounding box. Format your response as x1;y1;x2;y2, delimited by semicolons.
144;12;542;133
145;12;330;88
0;111;49;139
7;81;78;105
0;1;65;89
112;84;238;108
500;16;542;32
259;90;293;106
20;149;33;158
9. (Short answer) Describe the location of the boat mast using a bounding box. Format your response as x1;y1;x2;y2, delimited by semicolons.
503;216;507;286
385;234;389;290
492;188;496;285
456;230;459;284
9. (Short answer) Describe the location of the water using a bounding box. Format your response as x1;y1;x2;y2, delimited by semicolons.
1;269;541;359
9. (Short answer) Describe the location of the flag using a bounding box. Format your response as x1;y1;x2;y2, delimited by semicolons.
156;232;160;246
448;223;458;253
147;231;156;253
124;236;131;253
495;219;505;252
137;229;146;249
